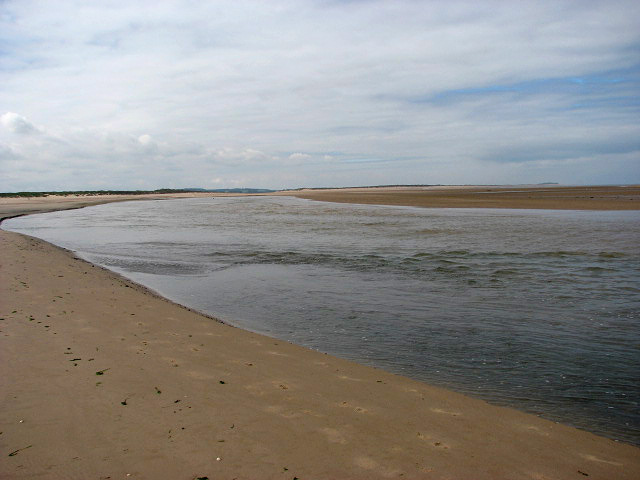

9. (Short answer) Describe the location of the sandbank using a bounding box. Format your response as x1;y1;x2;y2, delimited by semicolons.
1;194;639;479
0;191;245;221
284;185;640;210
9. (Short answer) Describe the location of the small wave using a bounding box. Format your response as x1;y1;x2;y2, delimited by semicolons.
413;250;585;261
437;259;458;265
530;251;590;258
412;250;472;258
442;249;471;256
598;252;626;259
492;269;518;276
93;255;206;276
415;228;449;235
206;249;391;271
582;266;616;272
434;265;471;275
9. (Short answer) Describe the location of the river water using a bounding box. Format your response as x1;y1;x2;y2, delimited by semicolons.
4;196;640;445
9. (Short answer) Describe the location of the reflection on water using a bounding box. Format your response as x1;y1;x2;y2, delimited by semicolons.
5;196;640;445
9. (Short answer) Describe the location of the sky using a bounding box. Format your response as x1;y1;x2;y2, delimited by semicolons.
1;0;639;191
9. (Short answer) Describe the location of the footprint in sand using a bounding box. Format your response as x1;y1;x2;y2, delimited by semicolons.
579;453;623;466
354;457;403;478
354;456;378;469
186;370;216;380
271;380;291;390
430;407;461;417
521;424;550;436
320;427;347;444
161;356;181;367
245;380;293;397
280;411;302;419
264;405;301;419
266;350;289;357
244;383;266;397
417;432;451;449
339;401;369;414
264;405;284;414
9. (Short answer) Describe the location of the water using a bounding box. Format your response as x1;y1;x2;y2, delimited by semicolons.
4;196;640;445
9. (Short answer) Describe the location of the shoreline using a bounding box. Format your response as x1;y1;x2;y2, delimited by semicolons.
1;194;639;479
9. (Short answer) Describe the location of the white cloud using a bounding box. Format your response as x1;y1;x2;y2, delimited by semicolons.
212;147;273;165
0;0;638;190
288;153;311;161
138;134;153;146
1;112;41;135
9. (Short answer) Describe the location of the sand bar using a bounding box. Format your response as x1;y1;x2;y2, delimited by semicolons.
0;191;245;221
1;194;639;479
285;185;640;210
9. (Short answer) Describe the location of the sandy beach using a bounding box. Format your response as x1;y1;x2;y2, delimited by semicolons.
1;192;639;479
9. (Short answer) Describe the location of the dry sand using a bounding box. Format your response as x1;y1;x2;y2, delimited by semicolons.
1;193;639;479
285;185;640;210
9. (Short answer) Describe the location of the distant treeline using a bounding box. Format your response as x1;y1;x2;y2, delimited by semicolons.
0;188;276;198
0;189;194;198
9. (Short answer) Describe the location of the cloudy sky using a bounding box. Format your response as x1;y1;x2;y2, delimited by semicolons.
1;0;639;191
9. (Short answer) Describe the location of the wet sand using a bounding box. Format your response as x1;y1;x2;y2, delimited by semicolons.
1;193;639;479
286;185;640;210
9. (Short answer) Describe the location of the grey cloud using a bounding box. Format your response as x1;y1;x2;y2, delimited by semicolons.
483;140;640;164
0;143;22;163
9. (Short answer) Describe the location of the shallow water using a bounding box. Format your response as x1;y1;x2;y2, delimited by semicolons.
5;196;640;445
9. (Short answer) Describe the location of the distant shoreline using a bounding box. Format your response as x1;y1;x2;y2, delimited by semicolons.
1;184;638;213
